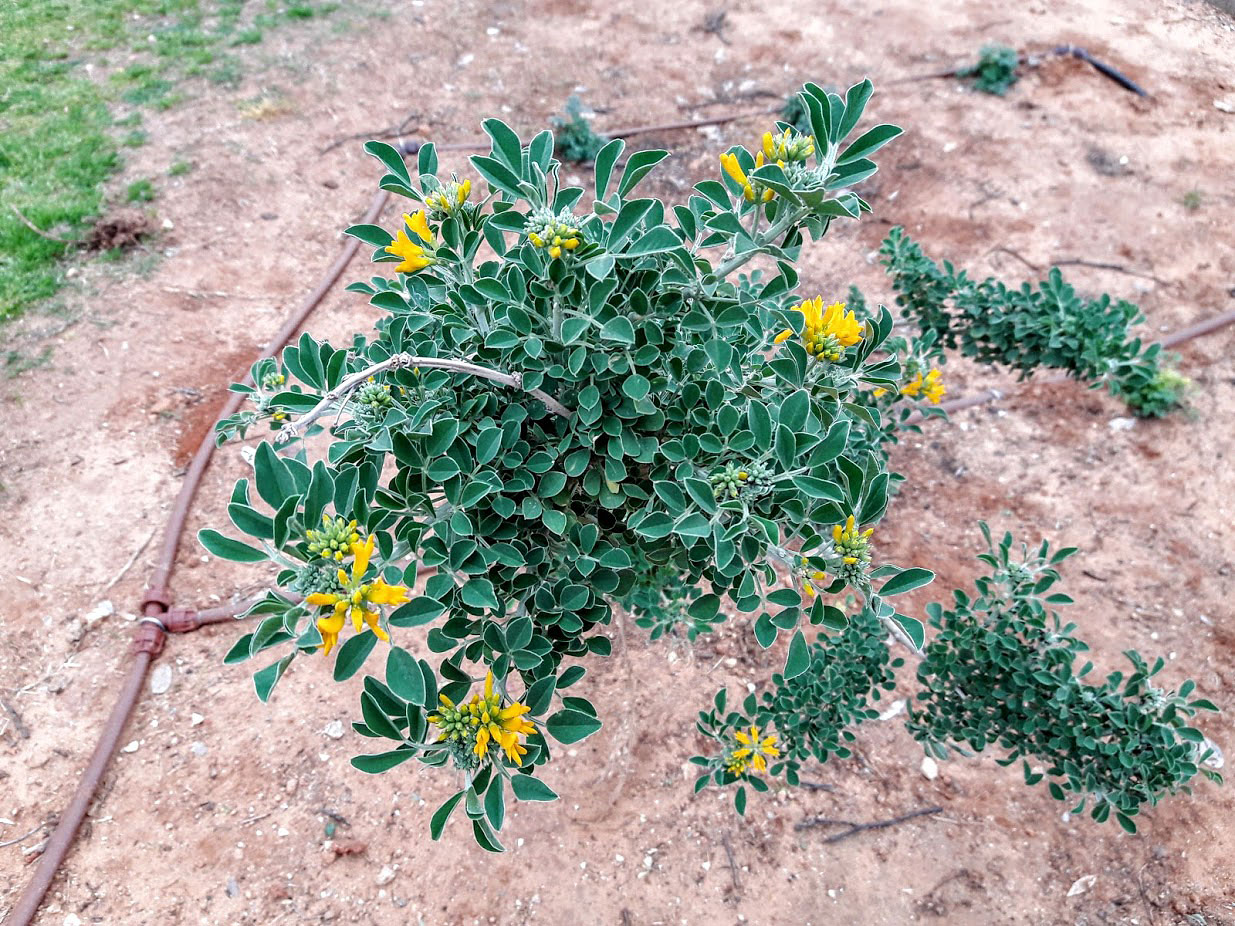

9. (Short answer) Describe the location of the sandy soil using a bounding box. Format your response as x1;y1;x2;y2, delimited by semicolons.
3;0;1235;923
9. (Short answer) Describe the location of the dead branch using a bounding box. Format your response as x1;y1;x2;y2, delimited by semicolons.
795;805;943;843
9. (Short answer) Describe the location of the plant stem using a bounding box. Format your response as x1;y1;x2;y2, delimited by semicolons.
279;353;571;442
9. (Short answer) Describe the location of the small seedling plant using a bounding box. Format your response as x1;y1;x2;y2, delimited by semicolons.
208;81;1217;850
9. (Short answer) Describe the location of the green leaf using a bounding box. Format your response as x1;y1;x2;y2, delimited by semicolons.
837;124;903;165
430;791;465;840
344;224;394;248
546;708;602;744
783;630;809;679
254;654;293;702
484;774;505;830
672;512;711;539
510;774;559;802
607;198;655;250
461;578;500;610
363;140;411;185
600;316;636;344
525;675;557;715
795;477;843;502
389;596;445;627
617;149;669;197
622;226;680;257
472;817;505;853
593;138;626;201
350;747;416;774
754;613;777;648
333;631;378;681
482;118;523;169
878;568;935;597
386;646;426;705
891;613;925;650
198;529;267;563
470;155;524;198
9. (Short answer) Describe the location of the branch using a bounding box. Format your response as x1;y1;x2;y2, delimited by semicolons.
277;353;571;442
794;805;942;842
9;204;81;245
879;613;925;660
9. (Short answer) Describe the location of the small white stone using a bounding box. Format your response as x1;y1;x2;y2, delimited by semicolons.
190;713;205;726
1108;417;1136;431
615;854;624;863
375;866;396;886
323;720;344;739
1214;98;1235;114
150;664;173;694
878;699;906;721
457;53;474;67
85;600;115;624
63;915;82;926
161;217;174;230
191;742;208;757
920;756;939;780
1066;875;1097;897
121;740;139;753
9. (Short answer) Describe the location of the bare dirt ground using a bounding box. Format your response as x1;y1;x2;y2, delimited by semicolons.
3;0;1235;923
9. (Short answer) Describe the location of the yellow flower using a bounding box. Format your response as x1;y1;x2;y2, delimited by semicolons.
305;534;409;655
774;298;863;362
726;725;780;777
719;151;773;203
428;671;538;767
384;211;435;274
902;369;946;404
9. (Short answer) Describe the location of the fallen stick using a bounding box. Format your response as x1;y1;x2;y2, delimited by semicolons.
795;805;943;843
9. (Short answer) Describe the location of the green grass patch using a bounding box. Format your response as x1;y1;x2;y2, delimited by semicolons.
0;0;341;321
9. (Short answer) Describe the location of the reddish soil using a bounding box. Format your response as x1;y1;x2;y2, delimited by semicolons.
3;1;1235;924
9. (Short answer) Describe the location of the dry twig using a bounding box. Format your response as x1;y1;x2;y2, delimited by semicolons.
8;205;81;245
1;695;30;740
795;805;943;843
721;832;742;893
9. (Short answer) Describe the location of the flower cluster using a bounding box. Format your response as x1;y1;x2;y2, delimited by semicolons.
352;378;394;423
902;368;946;404
385;210;435;274
833;515;874;585
305;514;361;563
774;297;864;363
424;177;471;217
761;128;814;164
261;371;286;391
724;725;780;778
304;534;409;655
526;208;581;259
428;671;538;769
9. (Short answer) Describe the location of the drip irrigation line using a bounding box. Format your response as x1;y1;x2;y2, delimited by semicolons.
6;185;397;926
892;44;1149;97
329;107;777;160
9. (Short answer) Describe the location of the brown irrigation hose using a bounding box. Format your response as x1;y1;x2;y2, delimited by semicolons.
5;189;392;926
